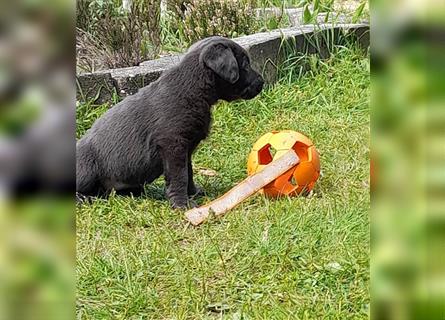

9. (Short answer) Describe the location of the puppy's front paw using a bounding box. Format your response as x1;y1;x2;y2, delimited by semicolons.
188;185;205;198
171;198;198;210
187;199;198;208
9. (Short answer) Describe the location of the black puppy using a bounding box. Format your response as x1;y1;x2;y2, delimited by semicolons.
76;36;264;208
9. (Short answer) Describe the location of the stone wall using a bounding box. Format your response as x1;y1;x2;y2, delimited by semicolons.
76;23;369;104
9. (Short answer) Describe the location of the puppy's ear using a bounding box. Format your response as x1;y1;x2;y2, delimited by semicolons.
200;43;239;84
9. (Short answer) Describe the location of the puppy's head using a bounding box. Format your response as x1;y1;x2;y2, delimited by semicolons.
196;37;264;101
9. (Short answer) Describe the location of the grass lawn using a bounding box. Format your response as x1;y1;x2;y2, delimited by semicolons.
76;46;370;319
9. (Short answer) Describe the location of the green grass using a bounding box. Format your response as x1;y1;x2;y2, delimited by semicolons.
76;46;370;319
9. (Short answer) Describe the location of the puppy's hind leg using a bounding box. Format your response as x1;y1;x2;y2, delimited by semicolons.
114;183;145;197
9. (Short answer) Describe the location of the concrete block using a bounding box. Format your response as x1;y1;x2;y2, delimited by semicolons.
76;72;116;105
76;23;369;103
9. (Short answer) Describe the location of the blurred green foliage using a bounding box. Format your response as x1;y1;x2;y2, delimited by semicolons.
371;1;445;319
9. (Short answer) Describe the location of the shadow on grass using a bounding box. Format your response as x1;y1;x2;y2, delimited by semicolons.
134;179;233;206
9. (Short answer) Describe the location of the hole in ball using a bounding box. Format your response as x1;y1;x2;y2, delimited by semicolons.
290;175;298;186
258;144;273;165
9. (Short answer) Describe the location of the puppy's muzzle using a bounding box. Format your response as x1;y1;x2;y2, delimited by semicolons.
241;77;264;99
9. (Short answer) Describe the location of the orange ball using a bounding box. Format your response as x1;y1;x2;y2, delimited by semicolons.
247;130;320;197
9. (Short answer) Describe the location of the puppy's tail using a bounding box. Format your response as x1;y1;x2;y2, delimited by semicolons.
76;141;100;196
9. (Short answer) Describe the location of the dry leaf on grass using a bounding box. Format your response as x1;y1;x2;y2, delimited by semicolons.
197;168;218;176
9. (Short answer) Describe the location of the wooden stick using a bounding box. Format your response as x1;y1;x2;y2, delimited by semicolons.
185;150;300;225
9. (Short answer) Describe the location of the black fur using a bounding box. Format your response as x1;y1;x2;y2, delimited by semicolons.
76;36;264;208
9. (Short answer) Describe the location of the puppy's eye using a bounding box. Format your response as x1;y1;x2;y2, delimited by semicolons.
242;59;249;69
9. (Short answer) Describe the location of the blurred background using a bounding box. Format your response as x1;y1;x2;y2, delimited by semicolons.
0;0;75;319
0;0;443;319
372;0;445;319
